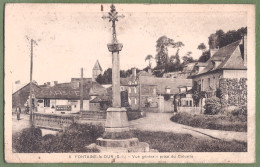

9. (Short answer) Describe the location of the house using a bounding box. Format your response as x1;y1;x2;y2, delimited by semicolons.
119;67;192;112
189;35;247;108
12;82;42;113
140;76;192;112
34;82;91;114
176;85;193;107
12;79;107;114
120;68;156;110
89;86;112;111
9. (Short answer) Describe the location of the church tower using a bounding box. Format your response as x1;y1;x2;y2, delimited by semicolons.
92;60;103;80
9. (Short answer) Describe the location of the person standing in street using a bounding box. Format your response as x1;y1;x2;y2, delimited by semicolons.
17;107;21;120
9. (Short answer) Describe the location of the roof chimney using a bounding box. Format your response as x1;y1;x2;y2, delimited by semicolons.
54;81;58;85
132;68;136;80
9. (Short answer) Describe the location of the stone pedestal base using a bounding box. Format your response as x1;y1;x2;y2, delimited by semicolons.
86;107;154;152
86;138;151;153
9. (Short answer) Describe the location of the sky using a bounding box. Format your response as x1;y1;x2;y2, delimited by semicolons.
5;4;247;85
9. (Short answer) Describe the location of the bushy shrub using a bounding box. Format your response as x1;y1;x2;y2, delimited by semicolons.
13;127;42;153
170;112;247;132
126;108;143;121
204;97;221;115
13;124;104;153
231;105;247;117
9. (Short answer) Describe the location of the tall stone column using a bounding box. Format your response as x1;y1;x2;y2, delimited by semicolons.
110;44;122;108
103;43;130;136
89;4;150;153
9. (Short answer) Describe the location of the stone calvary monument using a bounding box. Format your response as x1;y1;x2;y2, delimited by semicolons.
88;4;150;152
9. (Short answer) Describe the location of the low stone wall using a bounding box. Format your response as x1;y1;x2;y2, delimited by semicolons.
33;113;75;131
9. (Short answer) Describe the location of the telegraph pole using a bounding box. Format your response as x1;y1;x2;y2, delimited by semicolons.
29;39;37;126
80;68;84;111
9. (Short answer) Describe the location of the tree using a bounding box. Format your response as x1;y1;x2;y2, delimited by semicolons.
182;52;194;65
96;68;112;84
169;49;180;64
208;27;247;49
145;54;154;68
155;36;184;67
167;48;182;72
197;43;206;51
198;50;210;62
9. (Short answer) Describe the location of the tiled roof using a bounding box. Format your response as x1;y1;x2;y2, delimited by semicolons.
140;76;192;94
35;82;91;100
90;86;112;103
89;82;107;95
34;81;106;100
192;40;246;76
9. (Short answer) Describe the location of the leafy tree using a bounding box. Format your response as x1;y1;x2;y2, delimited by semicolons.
96;68;141;84
198;50;210;62
145;54;154;68
208;27;247;49
96;68;112;84
167;48;183;72
182;52;194;65
155;36;184;67
197;43;206;51
169;48;180;64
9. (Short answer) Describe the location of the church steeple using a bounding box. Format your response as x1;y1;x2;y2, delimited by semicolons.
92;60;103;80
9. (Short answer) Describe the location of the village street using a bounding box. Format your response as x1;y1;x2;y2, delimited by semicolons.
13;112;247;143
129;112;247;142
12;114;58;136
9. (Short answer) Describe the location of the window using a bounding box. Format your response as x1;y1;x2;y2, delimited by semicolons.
128;97;131;104
134;87;137;93
128;87;131;93
44;99;50;107
134;98;137;104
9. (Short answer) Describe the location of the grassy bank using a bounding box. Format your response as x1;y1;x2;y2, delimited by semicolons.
13;124;247;153
170;112;247;132
135;131;247;152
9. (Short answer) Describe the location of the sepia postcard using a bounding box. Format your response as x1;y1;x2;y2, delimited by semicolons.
4;3;255;163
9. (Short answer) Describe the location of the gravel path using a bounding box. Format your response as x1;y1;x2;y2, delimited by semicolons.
129;112;247;142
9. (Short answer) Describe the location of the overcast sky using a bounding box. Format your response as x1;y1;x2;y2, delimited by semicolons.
5;4;247;85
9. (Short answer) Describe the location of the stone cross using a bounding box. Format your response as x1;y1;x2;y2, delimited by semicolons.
102;4;124;108
102;4;125;44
